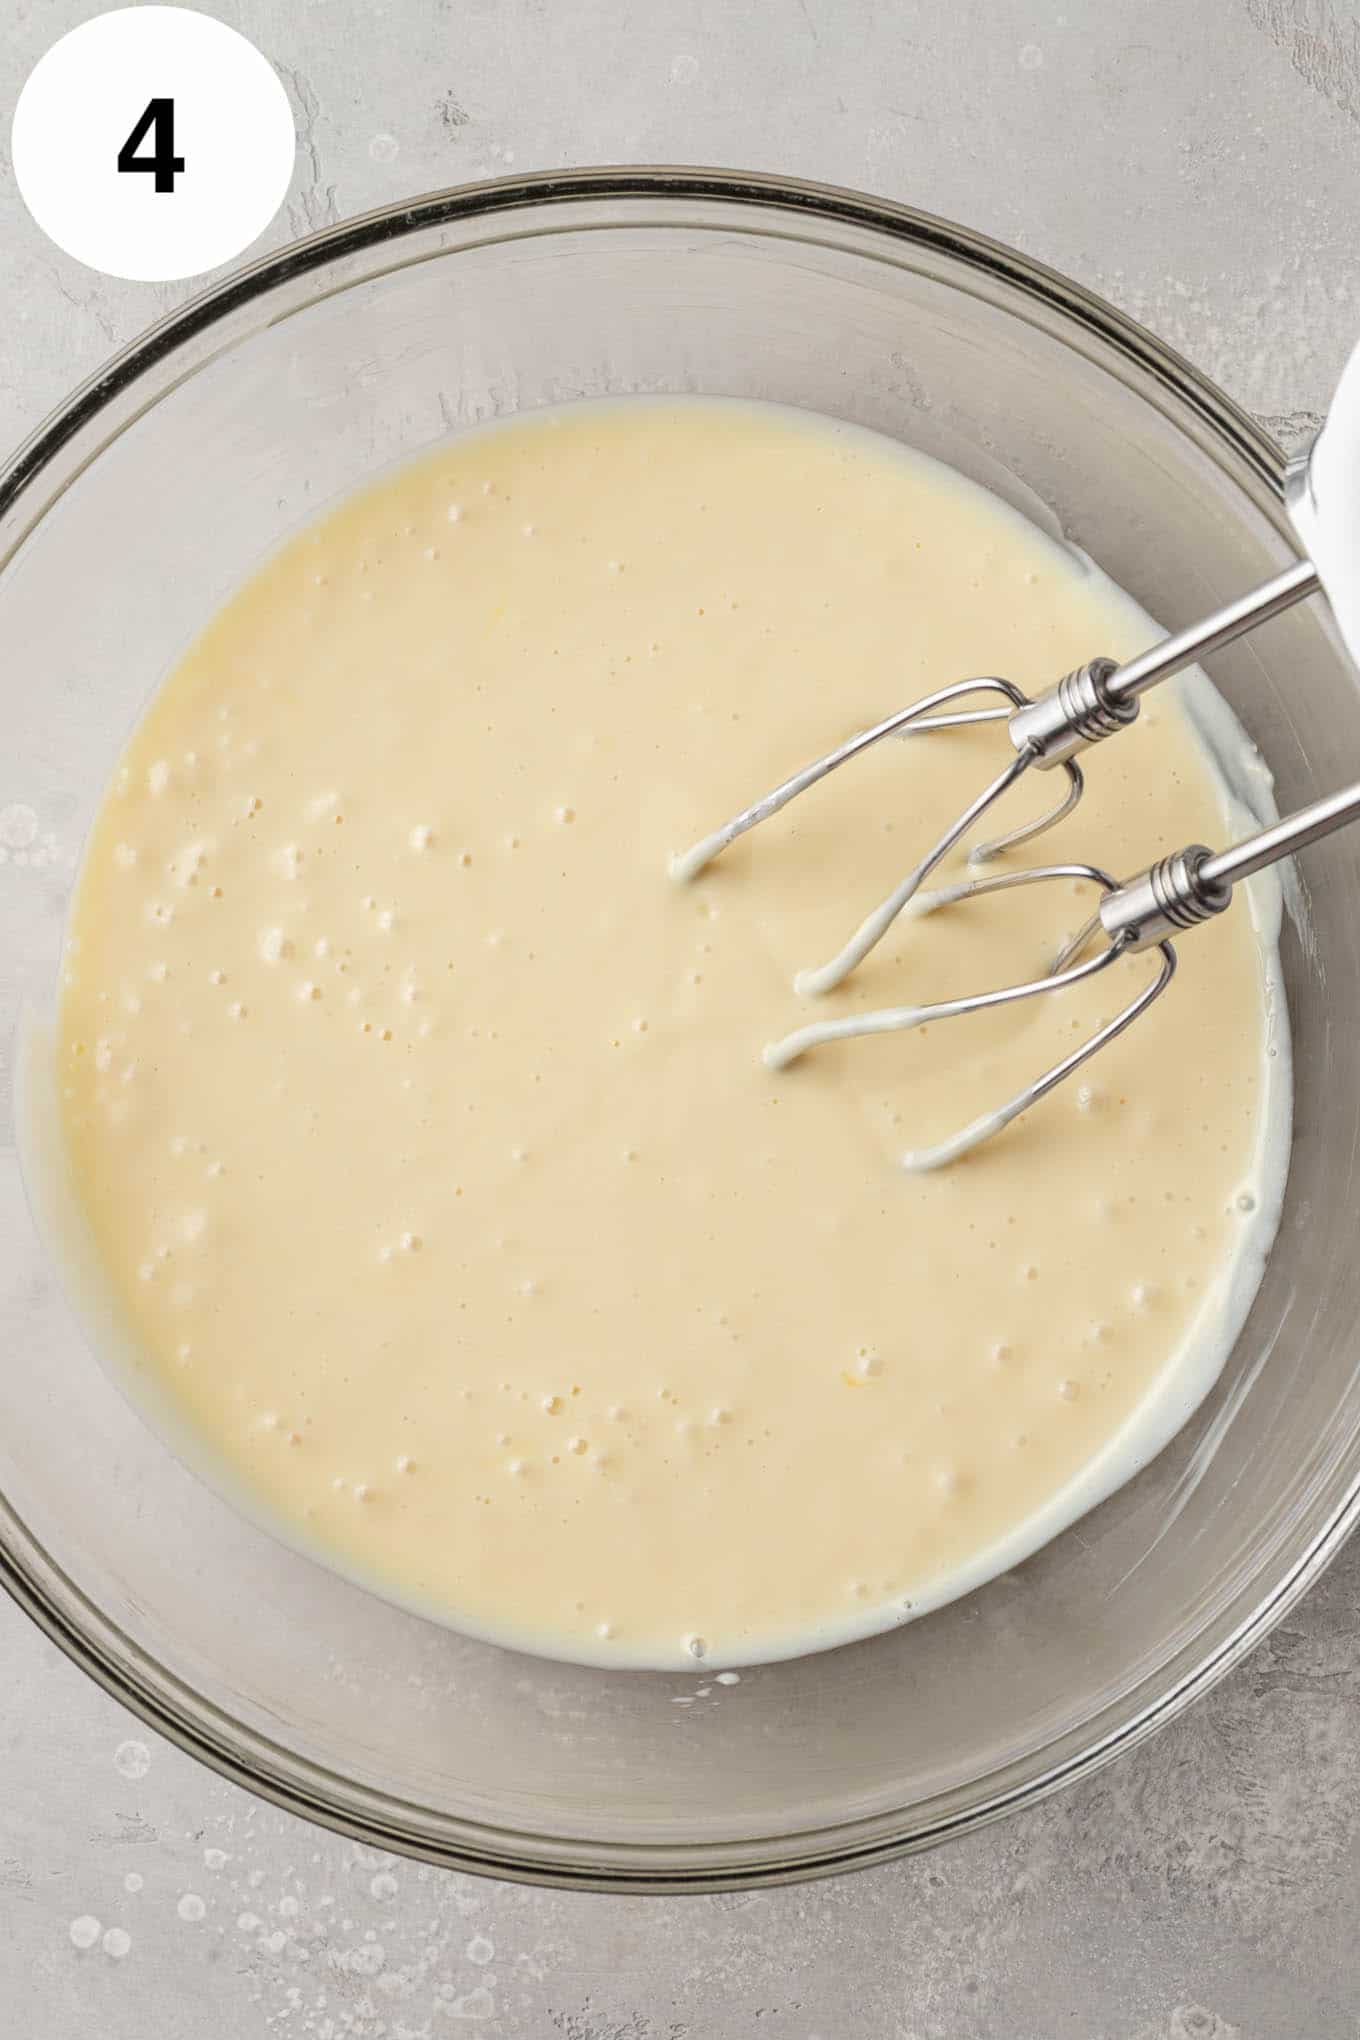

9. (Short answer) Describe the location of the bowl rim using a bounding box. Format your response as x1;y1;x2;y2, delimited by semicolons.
3;163;1350;1894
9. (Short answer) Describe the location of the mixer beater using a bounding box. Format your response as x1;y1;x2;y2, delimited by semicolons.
671;541;1352;1170
760;781;1359;1171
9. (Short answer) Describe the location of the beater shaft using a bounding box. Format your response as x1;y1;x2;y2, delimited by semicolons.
1103;775;1360;950
1009;559;1321;771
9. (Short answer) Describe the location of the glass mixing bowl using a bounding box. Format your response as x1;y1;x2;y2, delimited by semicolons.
2;169;1357;1893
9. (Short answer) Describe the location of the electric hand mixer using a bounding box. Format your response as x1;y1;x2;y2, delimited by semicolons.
671;344;1360;1171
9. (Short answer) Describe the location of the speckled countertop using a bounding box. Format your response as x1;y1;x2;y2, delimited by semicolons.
4;3;1360;2034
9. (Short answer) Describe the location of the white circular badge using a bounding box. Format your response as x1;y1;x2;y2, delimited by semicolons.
11;7;296;283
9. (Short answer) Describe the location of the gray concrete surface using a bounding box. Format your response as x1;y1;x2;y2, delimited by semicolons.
3;1;1360;2033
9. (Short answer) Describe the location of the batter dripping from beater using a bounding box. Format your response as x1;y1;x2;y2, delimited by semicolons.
46;398;1288;1667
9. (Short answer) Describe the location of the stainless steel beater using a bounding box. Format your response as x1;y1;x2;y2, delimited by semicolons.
758;779;1360;1171
669;462;1348;1168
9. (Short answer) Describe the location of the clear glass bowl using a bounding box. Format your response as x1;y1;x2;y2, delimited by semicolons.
2;169;1356;1892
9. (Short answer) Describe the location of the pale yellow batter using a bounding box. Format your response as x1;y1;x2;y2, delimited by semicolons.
49;399;1285;1667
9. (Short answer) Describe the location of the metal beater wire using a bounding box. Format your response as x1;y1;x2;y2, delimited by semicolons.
762;863;1178;1172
